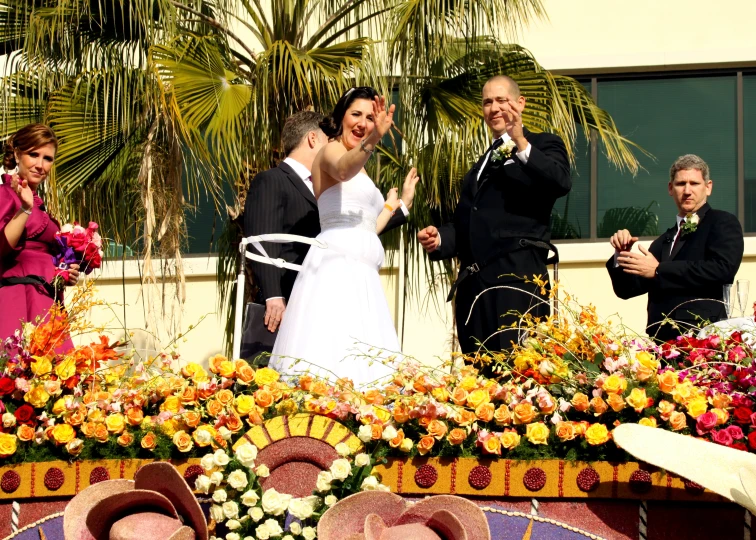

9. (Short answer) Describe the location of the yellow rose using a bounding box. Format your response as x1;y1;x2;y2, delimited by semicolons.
459;376;478;391
712;407;730;425
182;362;209;383
607;393;625;412
254;367;280;386
172;430;194;452
603;374;627;394
160;396;182;414
51;423;76;445
372;406;392;425
499;430;521;450
234;394;256;416
638;417;658;428
52;398;67;416
525;422;550;445
669;411;687;431
208;354;228;374
555;422;577;442
585;424;610;446
24;385;50;408
218;361;236;379
105;413;126;434
467;389;490;409
625;388;650;413
635;351;659;371
0;433;18;457
657;400;676;421
672;380;694;404
30;356;52;377
431;387;450;402
686;398;708;419
161;418;179;437
54;357;77;381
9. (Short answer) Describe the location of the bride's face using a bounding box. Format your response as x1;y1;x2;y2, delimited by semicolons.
340;98;375;151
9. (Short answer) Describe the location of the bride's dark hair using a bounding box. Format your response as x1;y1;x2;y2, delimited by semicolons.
319;86;379;139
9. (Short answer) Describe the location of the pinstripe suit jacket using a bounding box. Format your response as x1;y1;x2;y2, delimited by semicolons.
243;162;406;302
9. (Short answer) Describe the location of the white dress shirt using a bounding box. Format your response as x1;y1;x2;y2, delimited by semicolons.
475;132;532;181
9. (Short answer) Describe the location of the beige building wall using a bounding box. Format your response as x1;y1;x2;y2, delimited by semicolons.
74;0;756;367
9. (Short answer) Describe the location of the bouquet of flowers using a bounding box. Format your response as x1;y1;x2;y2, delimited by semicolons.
52;222;103;290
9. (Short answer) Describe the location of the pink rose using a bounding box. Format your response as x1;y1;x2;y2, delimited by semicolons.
726;425;745;440
728;346;747;362
695;411;718;435
711;429;733;446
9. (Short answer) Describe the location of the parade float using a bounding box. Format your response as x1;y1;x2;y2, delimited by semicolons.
0;283;753;539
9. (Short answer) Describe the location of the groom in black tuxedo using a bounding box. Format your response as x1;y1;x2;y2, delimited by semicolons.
244;111;409;338
607;154;744;342
418;75;571;356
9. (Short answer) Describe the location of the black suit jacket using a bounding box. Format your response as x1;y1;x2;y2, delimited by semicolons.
430;129;571;285
606;203;744;340
243;162;407;302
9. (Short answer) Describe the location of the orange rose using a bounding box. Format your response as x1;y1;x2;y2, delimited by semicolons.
431;387;450;403
206;399;224;417
712;407;729;425
310;380;329;396
456;410;477;427
364;389;384;405
17;424;35;442
393;401;411;423
389;428;405;449
117;432;134;447
179;386;197;405
87;409;105;423
94;423;110;443
413;376;430;394
247;407;264;426
574;421;590;436
607;393;625;413
80;421;96;438
218;361;236;379
590;397;608;416
418;416;431;429
371;423;383;440
711;393;732;410
254;388;274;409
216;389;234;406
141;431;157;450
236;361;255;384
182;410;201;428
494;405;512;426
657;400;676;421
208;354;227;374
66;406;86;426
482;435;502;455
451;387;468;406
669;411;687;431
513;402;535;425
226;414;244;433
173;430;193;452
571;392;590;412
658;371;678;394
298;375;313;391
427;419;448;440
125;407;144;426
447;428;467;445
475;403;495;423
417;435;435;455
555;422;577;441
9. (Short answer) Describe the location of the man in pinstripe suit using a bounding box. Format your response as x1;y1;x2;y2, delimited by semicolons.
243;111;408;349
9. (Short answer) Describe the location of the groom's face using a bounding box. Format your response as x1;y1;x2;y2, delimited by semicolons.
482;81;526;137
668;168;712;215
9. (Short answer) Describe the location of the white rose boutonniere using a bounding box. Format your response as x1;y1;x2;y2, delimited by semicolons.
681;212;700;236
490;139;518;163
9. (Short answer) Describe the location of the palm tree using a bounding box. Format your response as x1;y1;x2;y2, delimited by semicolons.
0;0;642;349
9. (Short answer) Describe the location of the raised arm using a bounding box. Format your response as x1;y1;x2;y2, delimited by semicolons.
0;179;32;257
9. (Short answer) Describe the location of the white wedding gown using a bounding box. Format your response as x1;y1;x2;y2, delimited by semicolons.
269;172;399;387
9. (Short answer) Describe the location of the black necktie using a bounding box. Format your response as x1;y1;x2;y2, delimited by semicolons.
478;138;505;182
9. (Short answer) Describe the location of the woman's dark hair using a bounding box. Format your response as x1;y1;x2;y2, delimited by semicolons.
3;123;58;170
319;86;378;139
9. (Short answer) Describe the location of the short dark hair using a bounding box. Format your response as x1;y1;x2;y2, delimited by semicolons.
281;111;324;156
484;75;521;98
319;87;379;139
3;123;58;170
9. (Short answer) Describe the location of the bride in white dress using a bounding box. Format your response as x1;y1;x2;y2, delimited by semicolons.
270;88;419;387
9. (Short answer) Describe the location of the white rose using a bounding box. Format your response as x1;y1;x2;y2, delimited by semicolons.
235;443;259;467
315;471;333;492
227;470;249;490
219;426;233;440
195;474;212;494
248;506;265;522
212;489;228;503
241;490;260;506
2;412;16;428
381;425;398;441
201;453;216;472
283;536;294;540
289;522;302;535
334;442;350;457
209;471;224;486
357;424;373;443
262;519;283;537
255;523;271;540
324;495;338;507
361;476;379;491
375;483;390;492
226;534;240;540
329;458;351;481
223;501;240;520
226;520;241;531
690;213;700;225
214;448;231;467
255;464;270;478
195;429;213;446
354;453;370;467
261;488;292;516
210;504;225;523
288;498;314;520
302;527;317;540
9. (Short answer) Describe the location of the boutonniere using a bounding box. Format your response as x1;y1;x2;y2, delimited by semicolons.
490;139;518;162
680;212;700;236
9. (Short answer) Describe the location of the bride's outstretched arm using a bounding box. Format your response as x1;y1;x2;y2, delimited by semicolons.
376;188;401;234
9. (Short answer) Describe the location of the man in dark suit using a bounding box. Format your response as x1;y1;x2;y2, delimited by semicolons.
607;154;744;342
244;111;410;348
417;75;571;357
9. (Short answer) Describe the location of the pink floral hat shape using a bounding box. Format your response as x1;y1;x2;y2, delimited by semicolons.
317;492;491;540
63;462;208;540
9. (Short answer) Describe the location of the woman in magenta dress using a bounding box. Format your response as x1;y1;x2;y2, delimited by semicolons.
0;124;79;350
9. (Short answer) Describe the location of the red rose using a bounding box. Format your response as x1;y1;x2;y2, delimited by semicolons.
0;377;14;396
14;404;35;425
731;442;749;452
748;431;756;450
734;406;753;424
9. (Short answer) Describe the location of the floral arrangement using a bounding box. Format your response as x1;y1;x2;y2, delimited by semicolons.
196;442;388;540
52;221;103;290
